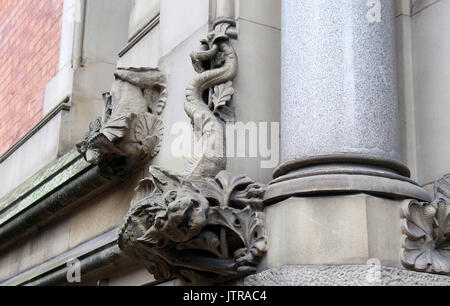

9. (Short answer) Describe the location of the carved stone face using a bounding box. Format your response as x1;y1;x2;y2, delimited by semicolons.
127;186;211;250
159;187;210;243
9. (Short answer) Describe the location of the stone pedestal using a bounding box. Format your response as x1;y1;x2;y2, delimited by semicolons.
261;194;405;269
268;0;430;202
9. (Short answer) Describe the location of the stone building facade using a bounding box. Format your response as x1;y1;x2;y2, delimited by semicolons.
0;0;448;286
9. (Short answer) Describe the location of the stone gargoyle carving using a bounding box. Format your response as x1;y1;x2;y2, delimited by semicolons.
119;167;266;285
118;19;268;285
77;68;167;177
401;174;450;275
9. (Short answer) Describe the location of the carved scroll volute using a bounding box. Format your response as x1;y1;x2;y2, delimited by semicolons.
118;18;268;285
400;174;450;275
77;68;168;177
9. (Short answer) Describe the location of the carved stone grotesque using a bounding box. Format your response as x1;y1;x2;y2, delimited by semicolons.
118;19;268;285
401;174;450;275
119;167;266;285
77;68;167;177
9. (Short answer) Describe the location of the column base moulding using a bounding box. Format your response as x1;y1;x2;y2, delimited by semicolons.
266;154;431;204
265;174;432;205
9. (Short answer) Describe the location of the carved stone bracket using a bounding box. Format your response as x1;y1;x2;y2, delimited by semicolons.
77;67;168;177
401;174;450;275
119;167;266;285
118;18;268;285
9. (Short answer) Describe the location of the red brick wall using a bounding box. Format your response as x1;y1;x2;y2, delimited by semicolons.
0;0;64;155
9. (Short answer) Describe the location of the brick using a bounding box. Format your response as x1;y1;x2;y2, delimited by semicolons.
0;0;63;155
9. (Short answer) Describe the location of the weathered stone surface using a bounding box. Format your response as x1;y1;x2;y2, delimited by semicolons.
233;265;450;286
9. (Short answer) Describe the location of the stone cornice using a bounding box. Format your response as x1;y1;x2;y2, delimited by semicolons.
0;149;115;251
118;14;160;58
0;228;126;286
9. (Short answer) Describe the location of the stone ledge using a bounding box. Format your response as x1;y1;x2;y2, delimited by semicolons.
233;265;450;286
0;149;116;251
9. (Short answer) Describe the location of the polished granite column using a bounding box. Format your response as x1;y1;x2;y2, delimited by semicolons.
266;0;430;203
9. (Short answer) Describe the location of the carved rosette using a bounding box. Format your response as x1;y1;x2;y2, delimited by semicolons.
400;174;450;275
77;67;168;177
118;19;268;285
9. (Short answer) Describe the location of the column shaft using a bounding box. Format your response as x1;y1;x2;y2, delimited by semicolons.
266;0;430;203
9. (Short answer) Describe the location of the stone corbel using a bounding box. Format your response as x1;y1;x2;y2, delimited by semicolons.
119;167;266;285
118;17;268;285
77;68;168;177
401;174;450;275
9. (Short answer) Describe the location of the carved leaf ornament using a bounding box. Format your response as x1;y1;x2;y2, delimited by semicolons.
401;175;450;274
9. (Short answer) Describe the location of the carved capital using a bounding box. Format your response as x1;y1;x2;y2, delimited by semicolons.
77;68;168;177
401;174;450;275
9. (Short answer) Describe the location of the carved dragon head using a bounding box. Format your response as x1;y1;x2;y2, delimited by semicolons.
119;167;210;250
118;167;267;285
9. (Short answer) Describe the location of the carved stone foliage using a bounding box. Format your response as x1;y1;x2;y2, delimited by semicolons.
119;167;266;285
77;68;167;177
401;174;450;275
118;19;267;285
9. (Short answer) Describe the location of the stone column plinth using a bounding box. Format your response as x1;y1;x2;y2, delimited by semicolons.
266;0;430;203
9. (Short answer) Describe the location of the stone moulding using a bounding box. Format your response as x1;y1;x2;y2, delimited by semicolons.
0;150;114;252
118;18;268;285
0;228;125;286
77;67;168;177
266;154;432;204
401;174;450;275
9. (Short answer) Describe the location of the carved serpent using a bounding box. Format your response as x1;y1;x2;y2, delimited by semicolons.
184;22;238;179
118;20;267;285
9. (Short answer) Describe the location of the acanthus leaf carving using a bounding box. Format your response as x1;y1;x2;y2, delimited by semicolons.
401;174;450;275
210;81;235;122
